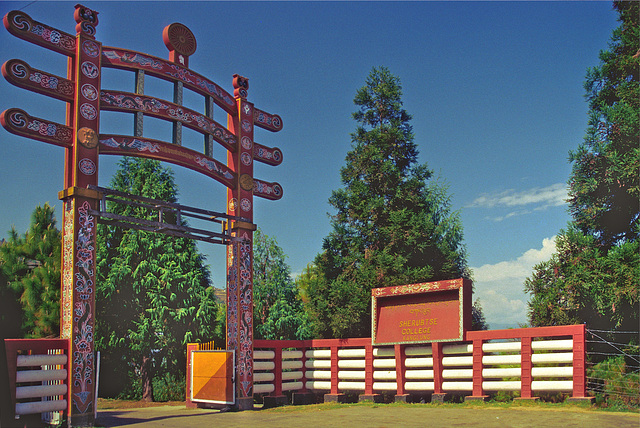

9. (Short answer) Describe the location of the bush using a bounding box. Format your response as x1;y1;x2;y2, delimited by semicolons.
152;372;186;402
116;370;143;401
589;355;640;409
110;370;186;402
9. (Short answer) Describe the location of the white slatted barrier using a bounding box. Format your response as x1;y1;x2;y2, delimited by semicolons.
372;347;396;391
337;347;366;391
305;348;332;390
253;346;310;396
253;324;588;401
16;355;68;415
253;350;275;394
282;350;304;392
403;344;435;392
269;340;577;394
5;340;71;422
531;339;574;392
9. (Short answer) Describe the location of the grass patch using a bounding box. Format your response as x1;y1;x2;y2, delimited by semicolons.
260;398;638;414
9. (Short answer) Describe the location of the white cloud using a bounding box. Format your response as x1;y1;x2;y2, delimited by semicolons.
468;183;568;210
484;209;531;222
519;237;557;265
473;236;555;282
471;237;556;328
478;289;527;326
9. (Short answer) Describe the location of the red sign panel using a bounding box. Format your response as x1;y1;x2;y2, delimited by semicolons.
372;278;472;345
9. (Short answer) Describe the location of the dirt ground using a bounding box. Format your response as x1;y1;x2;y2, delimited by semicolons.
97;398;185;410
96;400;640;428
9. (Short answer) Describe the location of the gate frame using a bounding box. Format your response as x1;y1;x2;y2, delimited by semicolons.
2;5;284;424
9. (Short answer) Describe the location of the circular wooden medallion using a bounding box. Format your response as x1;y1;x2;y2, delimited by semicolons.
163;23;197;57
239;174;254;191
77;127;98;149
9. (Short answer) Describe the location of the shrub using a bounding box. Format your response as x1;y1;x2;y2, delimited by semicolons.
152;372;186;402
589;355;640;409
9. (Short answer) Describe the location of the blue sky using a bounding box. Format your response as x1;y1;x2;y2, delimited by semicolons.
0;1;619;329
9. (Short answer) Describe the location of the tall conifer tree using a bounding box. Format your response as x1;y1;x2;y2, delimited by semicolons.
568;0;639;247
525;1;639;333
306;67;470;338
96;158;219;400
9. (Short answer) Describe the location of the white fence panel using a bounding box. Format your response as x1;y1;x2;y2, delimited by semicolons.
253;329;581;399
339;370;365;380
306;370;331;380
338;349;365;358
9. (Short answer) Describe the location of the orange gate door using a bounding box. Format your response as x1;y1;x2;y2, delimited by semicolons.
189;350;235;405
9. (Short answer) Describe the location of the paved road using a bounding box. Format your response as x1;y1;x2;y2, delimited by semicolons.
97;404;640;428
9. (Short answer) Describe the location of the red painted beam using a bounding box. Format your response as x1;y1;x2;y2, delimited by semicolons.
432;342;443;394
472;339;484;397
520;337;533;399
394;344;406;396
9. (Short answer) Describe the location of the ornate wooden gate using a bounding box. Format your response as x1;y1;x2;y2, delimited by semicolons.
2;4;284;424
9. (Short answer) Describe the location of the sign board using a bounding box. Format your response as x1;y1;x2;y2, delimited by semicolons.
190;350;235;405
371;278;472;345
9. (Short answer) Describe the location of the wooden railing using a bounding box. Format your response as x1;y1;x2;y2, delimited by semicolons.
254;324;588;403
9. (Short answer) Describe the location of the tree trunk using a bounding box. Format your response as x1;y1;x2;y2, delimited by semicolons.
141;355;154;402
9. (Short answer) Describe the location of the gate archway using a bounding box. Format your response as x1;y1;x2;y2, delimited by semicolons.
2;4;284;424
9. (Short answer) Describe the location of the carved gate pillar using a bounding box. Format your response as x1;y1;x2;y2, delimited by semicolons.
58;5;101;426
226;74;256;410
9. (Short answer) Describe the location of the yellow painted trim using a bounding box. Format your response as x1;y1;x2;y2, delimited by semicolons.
58;187;103;201
231;220;257;231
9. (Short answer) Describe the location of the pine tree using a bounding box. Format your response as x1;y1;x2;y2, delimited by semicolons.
96;158;220;401
526;1;639;334
307;67;470;338
0;204;61;338
568;0;639;247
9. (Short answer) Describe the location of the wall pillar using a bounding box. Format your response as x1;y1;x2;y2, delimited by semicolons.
394;344;410;402
226;75;256;410
59;5;101;426
567;324;594;403
466;338;488;401
324;345;346;402
264;345;287;408
431;342;450;403
292;344;315;405
359;343;382;402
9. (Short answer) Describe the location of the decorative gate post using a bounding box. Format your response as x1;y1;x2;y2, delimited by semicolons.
58;5;101;426
226;74;256;410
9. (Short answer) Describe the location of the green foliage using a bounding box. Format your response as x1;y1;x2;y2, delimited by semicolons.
111;368;186;402
0;236;26;339
568;1;639;247
471;300;489;331
254;229;312;340
525;226;639;330
307;67;470;338
526;3;639;339
213;302;227;346
152;372;187;402
296;263;328;338
490;391;520;403
114;369;144;401
0;204;60;338
96;158;220;400
589;355;640;409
